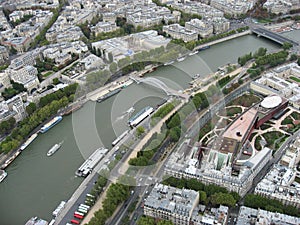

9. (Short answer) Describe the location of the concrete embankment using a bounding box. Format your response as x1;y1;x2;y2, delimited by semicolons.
194;30;251;51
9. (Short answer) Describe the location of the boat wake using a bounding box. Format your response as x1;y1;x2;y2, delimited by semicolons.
114;107;135;123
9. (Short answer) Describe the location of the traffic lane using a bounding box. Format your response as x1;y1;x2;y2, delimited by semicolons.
58;173;98;225
108;186;143;225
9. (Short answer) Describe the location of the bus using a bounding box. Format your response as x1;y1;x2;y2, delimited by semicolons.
74;212;84;217
79;204;90;209
74;214;84;219
86;194;95;198
78;206;89;211
70;219;80;224
77;208;88;214
84;200;93;206
49;219;55;225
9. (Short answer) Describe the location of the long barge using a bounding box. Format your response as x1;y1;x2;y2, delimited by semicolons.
96;88;122;103
1;149;21;169
52;200;66;217
62;103;83;116
112;130;129;146
20;133;38;151
128;106;154;127
0;169;7;182
75;147;108;177
40;116;63;133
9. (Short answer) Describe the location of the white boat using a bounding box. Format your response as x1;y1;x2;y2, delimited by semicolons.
164;60;174;66
47;141;63;157
126;107;135;114
0;169;7;182
193;74;201;80
20;133;38;151
189;51;198;56
177;56;186;62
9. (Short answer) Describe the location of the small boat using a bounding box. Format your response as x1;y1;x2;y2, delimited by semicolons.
177;56;186;62
0;170;7;182
126;107;135;114
193;74;201;80
47;141;64;157
198;46;210;51
189;51;198;56
164;60;174;66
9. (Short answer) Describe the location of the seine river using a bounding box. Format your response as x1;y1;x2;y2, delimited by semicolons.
1;31;299;225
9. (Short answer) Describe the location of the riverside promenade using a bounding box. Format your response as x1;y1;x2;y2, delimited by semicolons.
194;30;251;51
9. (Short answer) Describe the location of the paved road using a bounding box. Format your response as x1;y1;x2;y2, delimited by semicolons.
57;173;98;225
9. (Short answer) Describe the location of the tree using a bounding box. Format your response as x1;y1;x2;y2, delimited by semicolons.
169;126;181;142
199;191;207;204
26;102;37;115
109;62;118;74
137;216;155;225
210;192;236;207
282;42;292;50
108;52;113;63
290;54;298;61
157;220;174;225
52;78;60;85
136;126;145;137
298;57;300;66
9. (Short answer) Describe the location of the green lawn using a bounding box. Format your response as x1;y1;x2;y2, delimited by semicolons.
290;76;300;83
42;71;53;77
227;93;261;108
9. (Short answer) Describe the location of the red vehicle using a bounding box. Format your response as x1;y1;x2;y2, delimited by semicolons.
74;214;84;219
243;151;252;156
70;219;80;224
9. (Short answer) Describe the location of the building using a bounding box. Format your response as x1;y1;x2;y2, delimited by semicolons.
185;19;213;38
210;0;255;17
163;24;198;42
191;205;228;225
255;164;300;207
10;52;37;69
0;72;11;92
250;63;300;109
264;0;300;14
8;66;40;93
0;94;27;122
165;94;288;196
92;30;170;62
236;206;300;225
2;36;31;53
144;183;199;225
0;46;9;64
90;22;118;36
280;138;300;168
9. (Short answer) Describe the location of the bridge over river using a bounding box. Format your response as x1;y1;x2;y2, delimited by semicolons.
129;76;189;99
252;27;299;46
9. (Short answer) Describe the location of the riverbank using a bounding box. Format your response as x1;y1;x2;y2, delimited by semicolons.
194;30;251;51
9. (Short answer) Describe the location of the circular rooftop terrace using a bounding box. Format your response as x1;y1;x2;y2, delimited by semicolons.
261;95;282;109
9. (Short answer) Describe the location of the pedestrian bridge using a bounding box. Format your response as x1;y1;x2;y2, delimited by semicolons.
129;76;189;99
252;27;298;46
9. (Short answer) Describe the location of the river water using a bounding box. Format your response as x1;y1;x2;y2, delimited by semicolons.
1;31;297;225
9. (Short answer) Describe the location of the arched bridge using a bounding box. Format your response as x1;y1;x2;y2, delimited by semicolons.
129;76;188;99
252;27;298;46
